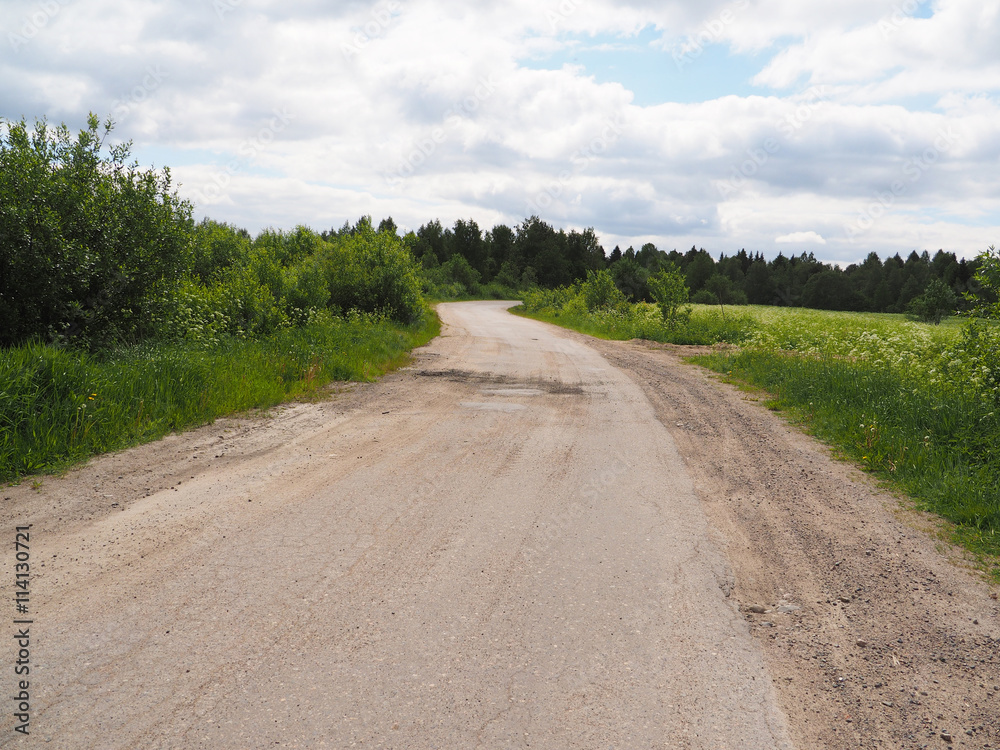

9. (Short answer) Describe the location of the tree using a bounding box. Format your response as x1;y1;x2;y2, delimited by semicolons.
684;248;715;295
907;278;957;324
801;269;864;311
580;269;626;311
704;274;739;319
0;114;193;347
609;257;649;301
647;266;691;329
967;245;1000;319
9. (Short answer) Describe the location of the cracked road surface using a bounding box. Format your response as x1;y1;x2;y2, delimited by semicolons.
3;301;793;748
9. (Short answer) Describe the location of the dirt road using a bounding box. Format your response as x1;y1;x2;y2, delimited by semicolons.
2;301;997;749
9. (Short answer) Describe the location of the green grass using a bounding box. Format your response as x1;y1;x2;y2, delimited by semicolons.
0;309;439;482
694;348;999;579
514;302;758;345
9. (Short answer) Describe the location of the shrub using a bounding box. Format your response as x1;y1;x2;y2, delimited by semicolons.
581;269;627;311
0;115;192;348
323;223;424;323
647;266;691;329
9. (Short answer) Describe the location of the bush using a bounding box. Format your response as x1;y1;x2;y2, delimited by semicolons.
907;278;957;324
0;115;192;348
581;269;627;311
647;266;691;329
323;223;424;324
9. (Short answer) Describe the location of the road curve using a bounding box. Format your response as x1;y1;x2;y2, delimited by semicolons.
5;301;794;749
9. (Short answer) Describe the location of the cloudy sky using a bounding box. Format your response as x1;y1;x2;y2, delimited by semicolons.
3;0;999;264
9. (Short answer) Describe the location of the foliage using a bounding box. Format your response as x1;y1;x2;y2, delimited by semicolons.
0;115;192;348
907;278;958;324
647;266;691;329
322;222;424;324
693;348;1000;569
580;269;626;311
967;245;1000;319
0;309;439;482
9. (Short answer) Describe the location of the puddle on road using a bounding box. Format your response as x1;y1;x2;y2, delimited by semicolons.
414;369;585;395
479;388;544;397
460;402;528;412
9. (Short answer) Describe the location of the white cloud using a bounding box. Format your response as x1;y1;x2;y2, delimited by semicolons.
776;231;826;245
1;0;998;264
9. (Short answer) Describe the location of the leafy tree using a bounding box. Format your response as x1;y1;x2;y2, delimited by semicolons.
647;266;691;329
744;259;775;304
609;257;649;301
450;219;487;277
377;216;398;235
704;273;740;319
0;115;192;347
487;224;518;275
907;278;957;324
437;254;481;294
323;223;424;323
580;269;626;311
801;269;864;311
967;245;1000;319
684;248;715;295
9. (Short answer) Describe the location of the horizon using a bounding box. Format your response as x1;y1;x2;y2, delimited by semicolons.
3;0;998;266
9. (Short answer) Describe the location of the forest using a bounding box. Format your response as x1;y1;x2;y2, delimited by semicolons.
394;215;987;322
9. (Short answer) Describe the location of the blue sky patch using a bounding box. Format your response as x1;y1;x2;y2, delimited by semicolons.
519;27;775;106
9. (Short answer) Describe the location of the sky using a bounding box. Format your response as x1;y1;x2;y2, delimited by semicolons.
3;0;999;265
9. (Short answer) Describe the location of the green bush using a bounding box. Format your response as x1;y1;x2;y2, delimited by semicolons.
323;223;424;324
647;266;691;329
0;115;192;348
581;269;626;311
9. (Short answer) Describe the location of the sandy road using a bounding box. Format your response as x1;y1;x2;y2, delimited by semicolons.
1;300;996;748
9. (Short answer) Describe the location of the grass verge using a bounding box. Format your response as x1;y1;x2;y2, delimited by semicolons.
512;303;757;345
0;309;440;483
693;350;1000;581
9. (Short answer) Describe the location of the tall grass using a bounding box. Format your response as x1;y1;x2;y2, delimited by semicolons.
0;310;439;482
514;300;758;345
694;350;1000;573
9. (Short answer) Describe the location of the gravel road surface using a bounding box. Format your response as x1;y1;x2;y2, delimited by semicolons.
2;301;997;749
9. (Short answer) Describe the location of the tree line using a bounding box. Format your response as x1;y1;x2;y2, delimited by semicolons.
372;214;992;322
